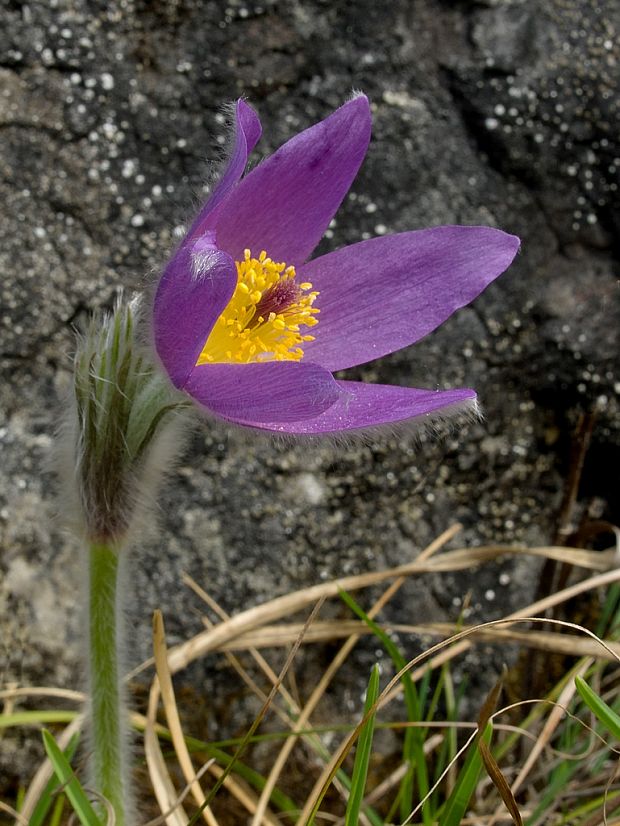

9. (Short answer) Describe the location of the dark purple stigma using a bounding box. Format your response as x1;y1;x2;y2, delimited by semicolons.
252;279;302;324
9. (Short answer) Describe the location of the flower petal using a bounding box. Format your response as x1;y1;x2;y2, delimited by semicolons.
213;95;372;266
218;381;477;434
300;226;521;371
187;99;262;240
153;237;237;389
185;361;344;423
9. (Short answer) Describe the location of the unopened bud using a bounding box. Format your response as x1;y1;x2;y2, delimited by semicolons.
66;295;189;544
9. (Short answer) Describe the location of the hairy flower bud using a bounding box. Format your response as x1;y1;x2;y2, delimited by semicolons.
67;295;189;544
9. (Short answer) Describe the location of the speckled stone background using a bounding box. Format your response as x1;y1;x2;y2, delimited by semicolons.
1;0;618;791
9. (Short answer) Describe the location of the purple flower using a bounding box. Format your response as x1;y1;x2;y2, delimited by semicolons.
152;96;520;435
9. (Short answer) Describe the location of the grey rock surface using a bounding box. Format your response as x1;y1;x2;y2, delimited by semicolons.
1;0;618;790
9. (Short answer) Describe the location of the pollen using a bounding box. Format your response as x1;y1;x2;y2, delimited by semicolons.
197;249;319;364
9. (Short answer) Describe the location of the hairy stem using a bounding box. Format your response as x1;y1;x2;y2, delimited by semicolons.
88;542;127;825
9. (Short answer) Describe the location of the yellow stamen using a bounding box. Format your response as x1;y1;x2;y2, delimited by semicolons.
197;249;320;364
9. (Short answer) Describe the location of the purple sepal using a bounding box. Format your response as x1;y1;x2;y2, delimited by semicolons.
301;226;521;371
218;382;477;434
153;236;237;389
185;361;344;422
212;95;372;266
187;99;262;241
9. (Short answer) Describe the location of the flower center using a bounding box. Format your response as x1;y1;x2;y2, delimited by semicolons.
197;249;319;365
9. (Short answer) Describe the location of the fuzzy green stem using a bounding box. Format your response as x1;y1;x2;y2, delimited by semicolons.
88;542;127;825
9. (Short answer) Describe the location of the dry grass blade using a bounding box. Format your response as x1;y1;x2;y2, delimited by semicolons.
475;677;523;826
478;739;523;826
164;544;615;677
497;695;619;759
0;687;85;703
406;617;620;824
431;544;618;571
152;610;218;826
478;677;503;733
1;799;28;825
293;524;457;826
480;692;520;824
248;600;326;826
603;757;620;825
140;760;216;826
206;763;283;826
419;624;620;662
16;714;84;825
145;643;190;825
212;619;620;662
360;761;409;808
0;682;18;739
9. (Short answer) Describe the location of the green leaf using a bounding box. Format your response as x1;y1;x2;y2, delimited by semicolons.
0;710;76;729
339;589;431;823
41;730;103;826
29;733;80;826
48;792;66;826
440;723;492;826
575;675;620;739
345;664;380;826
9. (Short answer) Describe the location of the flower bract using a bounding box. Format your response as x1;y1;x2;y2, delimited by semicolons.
152;96;520;435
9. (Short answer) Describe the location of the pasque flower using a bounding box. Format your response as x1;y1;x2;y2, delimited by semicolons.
152;95;519;434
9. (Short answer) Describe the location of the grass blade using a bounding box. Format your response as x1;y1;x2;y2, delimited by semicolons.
575;675;620;739
0;711;76;730
28;733;80;826
339;589;431;823
440;723;492;826
48;793;66;826
344;664;380;826
41;729;103;826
